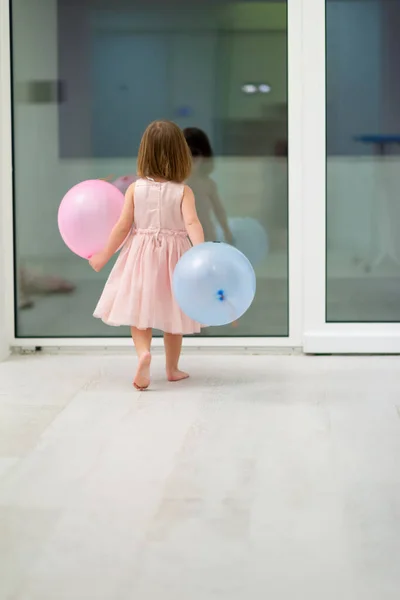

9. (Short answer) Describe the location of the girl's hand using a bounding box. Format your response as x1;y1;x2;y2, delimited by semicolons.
89;251;108;272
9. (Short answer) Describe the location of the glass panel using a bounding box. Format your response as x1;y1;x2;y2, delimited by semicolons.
12;0;288;338
327;0;400;322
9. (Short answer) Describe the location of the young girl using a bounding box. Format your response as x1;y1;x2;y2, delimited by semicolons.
183;127;233;244
89;121;204;390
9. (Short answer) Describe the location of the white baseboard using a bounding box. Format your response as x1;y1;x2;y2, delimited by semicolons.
11;337;298;351
304;331;400;354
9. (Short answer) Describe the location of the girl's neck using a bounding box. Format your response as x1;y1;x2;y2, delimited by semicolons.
145;175;169;183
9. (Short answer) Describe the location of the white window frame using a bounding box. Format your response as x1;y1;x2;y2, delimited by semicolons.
1;0;304;352
302;0;400;354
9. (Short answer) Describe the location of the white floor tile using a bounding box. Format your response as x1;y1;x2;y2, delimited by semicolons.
0;404;62;458
0;507;61;600
0;434;105;510
0;458;19;480
14;507;143;600
1;353;400;599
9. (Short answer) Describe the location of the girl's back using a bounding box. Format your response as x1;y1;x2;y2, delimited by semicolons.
134;178;186;233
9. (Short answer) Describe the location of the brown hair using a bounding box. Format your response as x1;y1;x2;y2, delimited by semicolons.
137;120;192;183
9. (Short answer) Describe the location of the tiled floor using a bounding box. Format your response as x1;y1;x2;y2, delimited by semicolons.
1;352;400;599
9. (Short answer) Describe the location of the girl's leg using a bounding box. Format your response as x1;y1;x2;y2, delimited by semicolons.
164;333;189;382
131;327;152;390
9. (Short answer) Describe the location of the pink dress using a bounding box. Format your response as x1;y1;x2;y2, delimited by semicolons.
94;178;201;335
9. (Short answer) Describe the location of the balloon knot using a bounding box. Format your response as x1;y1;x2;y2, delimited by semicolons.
217;289;225;302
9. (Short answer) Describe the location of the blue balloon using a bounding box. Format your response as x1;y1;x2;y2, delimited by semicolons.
216;217;268;266
173;242;256;326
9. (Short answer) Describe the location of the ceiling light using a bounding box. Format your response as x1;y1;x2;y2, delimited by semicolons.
241;84;258;94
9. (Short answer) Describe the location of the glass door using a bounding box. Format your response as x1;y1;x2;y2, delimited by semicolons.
303;0;400;353
5;0;304;348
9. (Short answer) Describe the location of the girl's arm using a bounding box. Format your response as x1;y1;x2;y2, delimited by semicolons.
209;180;233;244
89;183;135;272
182;185;205;246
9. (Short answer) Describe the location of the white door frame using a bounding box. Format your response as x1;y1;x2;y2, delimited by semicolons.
0;0;14;359
302;0;400;354
1;0;303;351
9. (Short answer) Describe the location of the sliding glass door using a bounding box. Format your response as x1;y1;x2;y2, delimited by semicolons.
303;0;400;353
9;0;300;345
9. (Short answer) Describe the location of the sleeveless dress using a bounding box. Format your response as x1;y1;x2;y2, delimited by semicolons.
93;178;201;335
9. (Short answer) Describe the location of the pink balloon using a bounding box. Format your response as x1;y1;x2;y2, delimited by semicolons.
113;174;137;194
58;180;125;259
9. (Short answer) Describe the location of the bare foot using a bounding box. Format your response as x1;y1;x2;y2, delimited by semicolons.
133;351;151;390
167;369;189;383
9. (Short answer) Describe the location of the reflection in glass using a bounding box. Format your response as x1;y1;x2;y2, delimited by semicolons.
11;0;288;337
327;0;400;322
